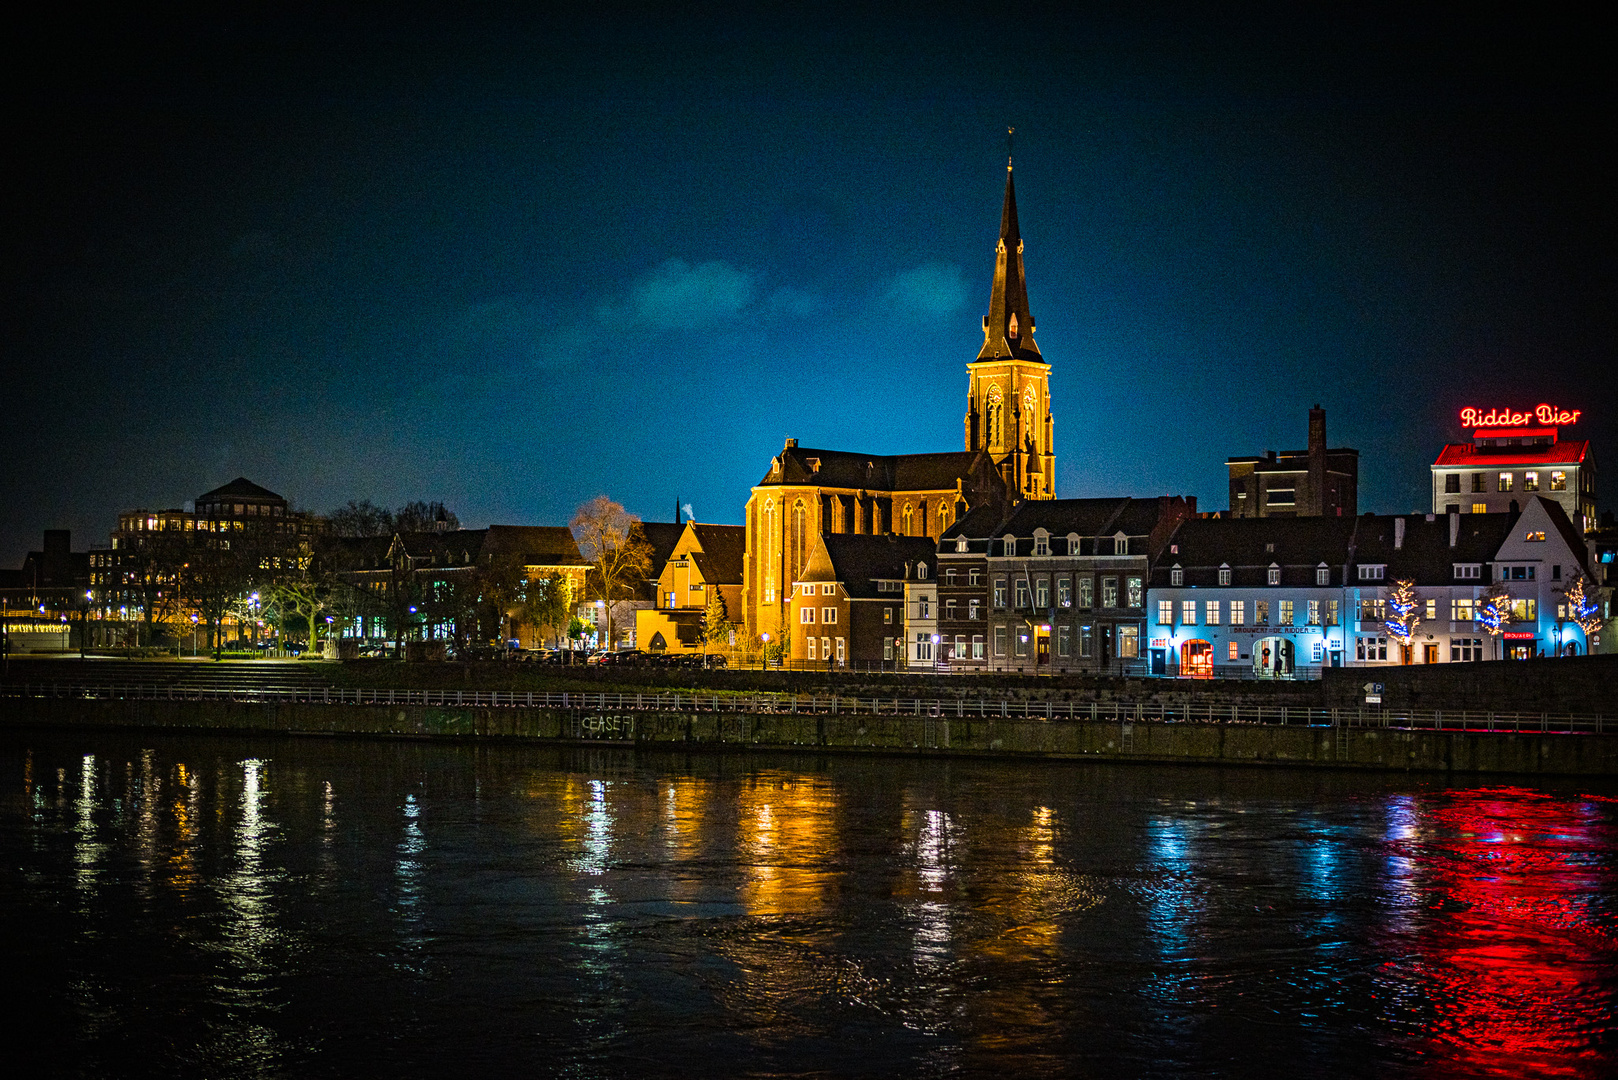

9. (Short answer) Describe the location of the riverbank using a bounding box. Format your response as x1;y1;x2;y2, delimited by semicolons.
5;694;1616;776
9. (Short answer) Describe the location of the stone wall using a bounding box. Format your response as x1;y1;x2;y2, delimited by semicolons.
1321;654;1618;714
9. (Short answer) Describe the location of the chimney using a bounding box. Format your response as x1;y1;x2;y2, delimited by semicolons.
785;438;798;450
1394;517;1405;550
1306;405;1327;516
1449;512;1460;548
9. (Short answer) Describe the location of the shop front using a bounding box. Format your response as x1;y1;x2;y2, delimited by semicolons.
1504;631;1539;660
1179;639;1213;679
1253;635;1296;678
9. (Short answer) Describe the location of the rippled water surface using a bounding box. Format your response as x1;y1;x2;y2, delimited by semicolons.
3;731;1617;1077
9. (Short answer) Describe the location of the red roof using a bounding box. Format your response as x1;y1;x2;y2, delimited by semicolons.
1433;440;1589;467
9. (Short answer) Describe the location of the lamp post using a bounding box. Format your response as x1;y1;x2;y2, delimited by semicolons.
80;590;92;660
191;613;199;658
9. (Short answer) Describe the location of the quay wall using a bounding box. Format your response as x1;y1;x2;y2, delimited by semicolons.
5;696;1618;777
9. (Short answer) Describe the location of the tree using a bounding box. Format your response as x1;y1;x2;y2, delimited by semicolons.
1383;579;1422;653
570;496;653;652
328;499;394;538
699;587;732;658
1563;573;1603;642
519;572;573;649
395;501;459;533
1477;583;1512;661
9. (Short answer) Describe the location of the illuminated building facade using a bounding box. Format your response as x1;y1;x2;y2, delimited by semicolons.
635;521;745;654
788;534;935;667
1431;404;1595;532
1227;406;1358;518
947;496;1195;674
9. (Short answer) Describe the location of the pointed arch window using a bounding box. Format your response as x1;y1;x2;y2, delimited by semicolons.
902;504;915;536
792;501;807;579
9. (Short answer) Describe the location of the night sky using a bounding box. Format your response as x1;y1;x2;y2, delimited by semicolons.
5;4;1613;564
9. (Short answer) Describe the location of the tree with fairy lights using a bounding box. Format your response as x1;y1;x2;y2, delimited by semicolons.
1476;583;1512;660
1564;573;1603;640
1383;579;1422;653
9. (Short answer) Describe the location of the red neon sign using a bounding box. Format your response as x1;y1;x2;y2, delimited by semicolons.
1460;404;1580;428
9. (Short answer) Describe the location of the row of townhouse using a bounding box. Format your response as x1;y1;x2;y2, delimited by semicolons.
779;493;1601;676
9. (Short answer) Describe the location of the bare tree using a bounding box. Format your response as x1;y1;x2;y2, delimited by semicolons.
396;501;459;533
328;499;394;538
570;496;653;652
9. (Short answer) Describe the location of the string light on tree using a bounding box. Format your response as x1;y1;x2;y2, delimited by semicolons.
1383;579;1422;647
1564;574;1602;636
1477;583;1512;660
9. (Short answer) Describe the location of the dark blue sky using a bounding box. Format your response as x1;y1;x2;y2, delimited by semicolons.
5;4;1613;563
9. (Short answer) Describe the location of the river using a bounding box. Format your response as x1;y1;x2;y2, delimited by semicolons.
3;730;1615;1077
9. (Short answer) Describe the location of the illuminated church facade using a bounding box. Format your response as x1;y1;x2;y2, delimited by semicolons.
742;160;1056;646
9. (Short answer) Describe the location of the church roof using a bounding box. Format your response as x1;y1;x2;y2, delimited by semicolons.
801;534;939;599
758;444;991;493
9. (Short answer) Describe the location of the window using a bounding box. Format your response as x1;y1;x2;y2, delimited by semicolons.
801;607;816;624
1552;564;1561;581
1550;471;1567;491
1117;626;1139;658
1497;471;1517;492
1079;578;1094;608
955;537;969;553
1506;566;1536;581
1267;565;1281;586
1524;530;1545;542
994;627;1007;656
1326;600;1339;626
1424;598;1438;620
1102;577;1119;607
1454;564;1481;580
1450;638;1482;662
917;597;930;619
970;569;981;586
945;599;956;620
1358;564;1385;582
969;599;980;620
1014;628;1028;657
835;637;845;664
1067;535;1081;555
1002;536;1016;556
1228;640;1240;662
1472;503;1488;514
1359;599;1386;621
822;636;832;661
1035;579;1049;608
1171;567;1184;586
807;637;817;660
954;634;965;658
1116;537;1130;556
972;634;984;659
822;607;837;624
1307;599;1321;625
1230;600;1246;625
822;584;835;595
885;606;894;623
946;569;957;585
1158;600;1174;625
1316;565;1330;586
1218;566;1231;586
1509;599;1537;622
1453;597;1475;622
665;591;676;608
1182;600;1197;625
1445;474;1460;493
1357;636;1389;661
1057;625;1071;656
993;579;1007;608
1256;600;1270;625
1056;577;1072;606
1524;471;1539;491
1079;625;1094;658
916;633;932;661
1206;600;1221;625
1033;533;1049;556
1472;473;1486;493
1127;577;1143;607
1015;581;1030;608
917;563;928;580
1279;600;1294;625
883;638;892;661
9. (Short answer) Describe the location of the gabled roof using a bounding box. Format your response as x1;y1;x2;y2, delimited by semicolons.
393;526;585;568
197;477;285;503
939;504;1008;553
1151;516;1360;589
1433;440;1588;467
689;523;744;584
637;522;685;573
1350;513;1516;584
801;534;938;599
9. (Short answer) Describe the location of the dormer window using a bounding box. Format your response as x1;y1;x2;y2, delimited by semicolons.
1358;564;1385;582
1315;563;1330;586
1008;312;1019;338
1171;565;1184;586
1267;564;1281;586
1067;533;1081;555
1033;530;1049;556
1001;536;1016;557
806;458;820;473
1218;565;1231;586
954;537;968;553
917;563;928;580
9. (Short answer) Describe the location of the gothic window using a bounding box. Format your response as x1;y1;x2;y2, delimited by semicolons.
902;504;915;536
792;501;806;579
938;504;950;536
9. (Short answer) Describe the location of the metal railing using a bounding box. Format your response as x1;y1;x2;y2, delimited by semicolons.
1;680;1610;735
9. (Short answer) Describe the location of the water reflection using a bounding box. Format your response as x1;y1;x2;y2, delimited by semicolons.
3;735;1615;1078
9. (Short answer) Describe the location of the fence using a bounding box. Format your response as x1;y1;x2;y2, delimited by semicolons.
1;681;1609;735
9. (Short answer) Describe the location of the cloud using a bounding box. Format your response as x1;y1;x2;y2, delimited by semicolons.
761;286;820;318
441;296;590;372
624;259;756;331
880;262;969;319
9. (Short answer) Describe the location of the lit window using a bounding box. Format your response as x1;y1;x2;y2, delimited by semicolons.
1498;472;1514;492
1057;577;1071;606
1256;600;1269;625
1230;600;1245;625
1307;599;1321;625
1524;530;1545;542
1127;576;1143;606
1453;597;1475;621
1550;471;1567;491
1228;640;1239;661
1078;578;1093;607
1079;625;1093;658
972;635;984;659
1206;600;1221;625
969;599;980;620
1279;600;1294;625
1471;503;1488;514
1524;471;1539;491
1158;600;1174;625
807;637;817;660
1182;600;1197;625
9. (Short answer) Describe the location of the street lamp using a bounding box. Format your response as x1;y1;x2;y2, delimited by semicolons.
191;613;199;658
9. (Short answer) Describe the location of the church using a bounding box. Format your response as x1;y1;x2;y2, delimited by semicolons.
742;157;1057;647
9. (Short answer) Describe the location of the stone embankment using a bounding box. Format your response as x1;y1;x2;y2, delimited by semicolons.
5;695;1616;777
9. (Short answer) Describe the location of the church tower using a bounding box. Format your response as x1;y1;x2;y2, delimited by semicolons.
964;152;1054;499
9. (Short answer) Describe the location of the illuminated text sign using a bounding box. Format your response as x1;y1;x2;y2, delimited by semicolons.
1460;404;1581;429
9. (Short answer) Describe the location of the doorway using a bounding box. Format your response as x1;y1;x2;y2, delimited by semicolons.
1179;640;1213;679
1036;629;1050;667
1423;643;1438;665
1253;637;1295;679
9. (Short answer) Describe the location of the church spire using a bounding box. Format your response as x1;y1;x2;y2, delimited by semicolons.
977;148;1040;362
